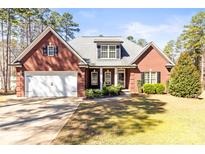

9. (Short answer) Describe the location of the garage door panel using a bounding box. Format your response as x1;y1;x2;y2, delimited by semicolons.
25;72;77;97
27;75;53;97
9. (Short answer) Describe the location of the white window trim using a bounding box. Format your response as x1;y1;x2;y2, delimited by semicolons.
47;44;56;56
144;71;158;84
91;71;98;86
104;71;112;85
151;72;158;84
100;45;118;59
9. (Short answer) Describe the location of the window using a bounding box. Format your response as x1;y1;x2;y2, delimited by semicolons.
143;72;158;84
91;71;98;85
99;45;118;59
47;44;55;56
151;72;157;83
109;45;116;58
144;72;150;83
43;43;58;56
104;71;111;85
100;45;108;58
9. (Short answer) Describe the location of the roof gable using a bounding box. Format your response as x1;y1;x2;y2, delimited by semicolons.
12;27;87;65
130;42;175;65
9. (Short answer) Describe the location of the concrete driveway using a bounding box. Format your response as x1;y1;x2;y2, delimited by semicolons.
0;96;81;144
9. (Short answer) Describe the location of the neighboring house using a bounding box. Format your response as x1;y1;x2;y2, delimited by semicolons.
11;27;174;97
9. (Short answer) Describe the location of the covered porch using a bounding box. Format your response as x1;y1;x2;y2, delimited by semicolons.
86;67;131;90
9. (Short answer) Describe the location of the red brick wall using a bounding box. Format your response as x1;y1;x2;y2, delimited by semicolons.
127;46;170;93
16;67;25;97
16;31;86;97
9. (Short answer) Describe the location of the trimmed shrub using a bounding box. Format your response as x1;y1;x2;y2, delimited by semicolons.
85;89;95;98
107;85;121;96
85;84;122;98
143;83;165;94
102;83;109;96
168;52;201;98
155;83;165;94
93;89;102;98
143;84;156;94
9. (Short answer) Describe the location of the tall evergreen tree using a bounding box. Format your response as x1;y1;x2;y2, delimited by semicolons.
163;40;175;62
47;11;62;32
60;12;80;41
169;52;201;98
180;11;205;70
136;38;147;47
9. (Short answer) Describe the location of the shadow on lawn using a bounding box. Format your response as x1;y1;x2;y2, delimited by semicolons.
53;94;166;144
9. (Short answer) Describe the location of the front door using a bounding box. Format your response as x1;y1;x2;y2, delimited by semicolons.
118;69;125;88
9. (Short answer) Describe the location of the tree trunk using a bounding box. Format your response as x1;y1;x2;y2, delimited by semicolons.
5;9;11;93
8;30;11;90
1;20;5;90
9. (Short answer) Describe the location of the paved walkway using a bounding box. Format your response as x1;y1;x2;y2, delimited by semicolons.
0;96;81;144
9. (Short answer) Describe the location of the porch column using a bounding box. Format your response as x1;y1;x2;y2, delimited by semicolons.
114;68;118;86
100;68;103;90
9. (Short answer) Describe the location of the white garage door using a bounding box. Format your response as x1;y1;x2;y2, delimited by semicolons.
25;71;77;97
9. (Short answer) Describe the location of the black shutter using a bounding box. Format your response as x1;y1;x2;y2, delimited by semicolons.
55;46;58;55
116;45;120;58
141;72;144;86
42;46;47;55
97;45;101;58
157;72;161;83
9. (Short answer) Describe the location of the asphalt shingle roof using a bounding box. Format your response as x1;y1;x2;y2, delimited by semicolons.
69;36;143;66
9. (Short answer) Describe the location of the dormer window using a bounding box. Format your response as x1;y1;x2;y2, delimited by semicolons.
43;43;58;56
97;44;120;59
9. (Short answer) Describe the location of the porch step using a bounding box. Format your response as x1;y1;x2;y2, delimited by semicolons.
121;89;131;96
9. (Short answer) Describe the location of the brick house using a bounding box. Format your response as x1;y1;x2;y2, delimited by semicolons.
12;27;174;97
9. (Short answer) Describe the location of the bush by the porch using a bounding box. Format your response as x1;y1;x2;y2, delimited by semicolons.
143;83;165;94
107;84;122;96
168;52;201;98
85;84;122;98
155;84;165;94
143;84;156;94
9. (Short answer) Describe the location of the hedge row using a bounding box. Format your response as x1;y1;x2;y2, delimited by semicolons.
85;84;122;99
143;83;165;94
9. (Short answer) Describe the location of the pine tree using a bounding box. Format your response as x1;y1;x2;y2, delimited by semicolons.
169;52;201;98
163;40;175;61
180;11;205;70
60;12;80;41
136;38;147;47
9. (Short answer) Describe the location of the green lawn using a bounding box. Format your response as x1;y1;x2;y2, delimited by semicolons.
53;94;205;144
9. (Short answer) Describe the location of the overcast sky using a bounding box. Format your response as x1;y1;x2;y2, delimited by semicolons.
54;8;204;49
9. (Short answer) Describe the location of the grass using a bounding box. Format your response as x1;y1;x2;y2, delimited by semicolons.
53;94;205;144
